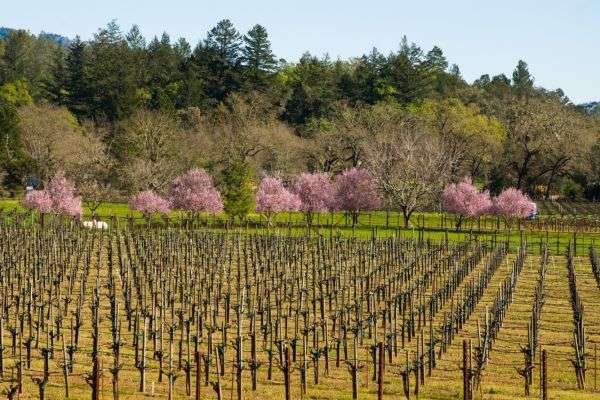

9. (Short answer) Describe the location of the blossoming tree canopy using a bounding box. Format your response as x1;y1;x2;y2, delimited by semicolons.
493;188;536;219
169;168;223;213
22;171;83;218
23;190;53;213
255;176;301;214
294;172;335;212
293;172;335;225
129;190;171;216
441;178;492;218
334;168;381;225
334;168;381;211
46;171;84;218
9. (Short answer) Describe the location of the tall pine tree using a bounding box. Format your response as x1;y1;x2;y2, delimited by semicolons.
44;46;68;105
241;24;276;89
64;36;90;118
512;60;534;97
192;19;242;103
86;21;137;121
205;19;241;64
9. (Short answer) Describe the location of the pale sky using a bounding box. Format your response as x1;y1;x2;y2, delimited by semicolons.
4;0;599;103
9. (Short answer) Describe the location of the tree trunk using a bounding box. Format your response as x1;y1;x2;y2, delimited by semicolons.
402;207;412;228
455;215;464;231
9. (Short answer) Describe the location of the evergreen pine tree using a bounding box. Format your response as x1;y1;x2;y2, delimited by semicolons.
86;21;137;121
242;24;276;89
44;46;68;104
126;24;146;49
192;19;243;103
65;36;90;118
512;60;534;96
205;19;241;65
424;46;448;71
384;37;433;103
146;33;180;111
0;30;33;83
222;159;255;222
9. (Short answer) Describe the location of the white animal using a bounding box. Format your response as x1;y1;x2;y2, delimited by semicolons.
82;220;109;230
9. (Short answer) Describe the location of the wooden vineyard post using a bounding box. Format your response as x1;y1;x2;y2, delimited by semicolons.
61;334;70;398
235;286;244;400
403;350;410;400
469;340;473;399
377;341;384;400
346;334;360;400
137;316;147;393
301;332;308;396
284;345;292;400
595;343;598;392
539;347;543;396
195;351;202;400
463;339;471;400
542;349;548;400
85;298;101;400
249;313;260;391
167;325;177;400
0;316;4;377
212;347;223;400
17;359;23;395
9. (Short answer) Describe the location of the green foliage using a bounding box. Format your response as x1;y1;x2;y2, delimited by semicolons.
222;160;255;221
85;21;138;121
64;36;90;118
512;60;534;96
44;46;68;104
0;100;30;190
282;53;341;126
1;19;599;201
205;19;241;64
190;19;243;105
0;79;33;106
562;180;582;201
242;24;276;89
424;46;448;71
0;30;34;83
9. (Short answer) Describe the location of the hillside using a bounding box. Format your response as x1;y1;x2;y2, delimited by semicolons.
0;26;70;46
580;101;600;115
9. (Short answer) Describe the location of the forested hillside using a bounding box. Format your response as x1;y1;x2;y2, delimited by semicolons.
0;20;599;204
0;26;70;45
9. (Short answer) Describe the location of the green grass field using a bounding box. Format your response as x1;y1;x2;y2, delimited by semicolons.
4;199;600;256
15;199;600;259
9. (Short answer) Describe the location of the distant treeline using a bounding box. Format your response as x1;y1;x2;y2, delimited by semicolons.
0;19;599;206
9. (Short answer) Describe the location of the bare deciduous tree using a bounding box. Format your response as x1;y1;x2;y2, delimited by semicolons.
365;119;458;227
115;109;187;193
19;104;106;182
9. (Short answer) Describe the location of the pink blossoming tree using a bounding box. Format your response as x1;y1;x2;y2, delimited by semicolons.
441;178;492;230
255;176;301;226
129;190;171;219
23;190;53;214
22;171;83;219
334;168;381;227
293;172;335;226
492;188;536;227
169;168;223;214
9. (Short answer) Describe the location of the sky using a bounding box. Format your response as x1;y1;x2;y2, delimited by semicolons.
4;0;599;103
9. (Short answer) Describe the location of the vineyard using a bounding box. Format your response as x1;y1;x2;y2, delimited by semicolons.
0;221;599;399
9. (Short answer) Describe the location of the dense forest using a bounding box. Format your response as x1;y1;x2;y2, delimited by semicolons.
0;19;599;207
